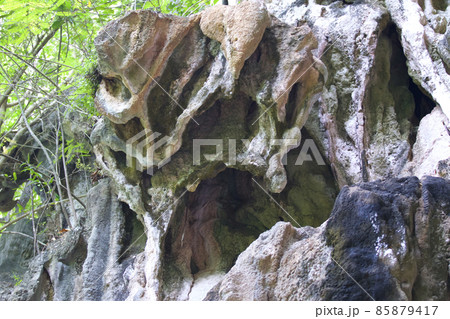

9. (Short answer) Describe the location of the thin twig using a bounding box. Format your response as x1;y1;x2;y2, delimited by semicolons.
0;29;57;131
0;231;46;246
17;98;72;229
0;195;87;233
57;106;77;223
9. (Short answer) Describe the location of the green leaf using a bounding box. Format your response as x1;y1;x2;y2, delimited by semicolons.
51;18;64;30
0;2;24;11
51;0;67;10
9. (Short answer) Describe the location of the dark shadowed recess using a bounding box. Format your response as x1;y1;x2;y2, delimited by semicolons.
386;23;435;145
118;202;147;263
160;133;339;299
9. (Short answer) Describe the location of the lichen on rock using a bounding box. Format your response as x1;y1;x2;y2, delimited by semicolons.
1;0;449;302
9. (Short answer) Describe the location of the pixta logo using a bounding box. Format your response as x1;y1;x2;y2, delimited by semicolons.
193;138;325;166
126;133;326;175
126;130;170;175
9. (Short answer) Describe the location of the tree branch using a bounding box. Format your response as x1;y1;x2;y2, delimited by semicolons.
0;231;46;246
0;29;57;131
0;194;87;233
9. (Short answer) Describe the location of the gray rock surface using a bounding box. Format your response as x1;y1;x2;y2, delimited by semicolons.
208;177;450;301
4;179;145;301
402;106;450;178
0;0;449;301
0;220;35;300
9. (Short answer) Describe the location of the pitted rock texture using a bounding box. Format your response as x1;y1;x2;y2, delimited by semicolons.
207;177;450;301
6;179;146;301
267;0;449;186
0;220;35;300
200;1;271;79
94;0;323;196
87;0;450;301
91;2;327;299
1;0;449;301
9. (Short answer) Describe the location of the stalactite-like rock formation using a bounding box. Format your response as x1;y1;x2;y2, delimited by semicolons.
1;0;449;301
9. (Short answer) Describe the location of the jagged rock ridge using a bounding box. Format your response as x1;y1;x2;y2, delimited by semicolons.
0;0;448;301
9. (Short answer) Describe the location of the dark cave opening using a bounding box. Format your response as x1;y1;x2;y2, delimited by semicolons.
285;82;300;125
389;23;436;149
161;168;266;299
407;77;436;151
370;23;437;158
164;168;260;278
409;78;436;124
245;100;259;124
119;202;146;263
113;117;145;142
281;128;339;227
386;23;436;128
103;77;131;101
161;130;339;299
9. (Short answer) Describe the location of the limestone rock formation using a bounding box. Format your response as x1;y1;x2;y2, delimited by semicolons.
1;0;449;301
208;177;450;301
0;220;35;300
401;106;450;178
200;1;271;79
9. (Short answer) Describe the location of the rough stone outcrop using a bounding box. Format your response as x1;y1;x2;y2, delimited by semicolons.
200;2;271;78
84;0;449;301
6;179;146;301
94;0;323;195
267;0;449;186
91;0;325;300
401;106;450;178
0;220;35;300
208;177;450;301
386;0;450;119
1;0;449;301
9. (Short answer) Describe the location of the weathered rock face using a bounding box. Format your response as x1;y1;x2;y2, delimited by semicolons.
1;0;449;301
0;220;35;300
92;0;327;300
200;2;271;78
5;179;147;301
268;0;448;184
401;106;450;178
208;177;450;301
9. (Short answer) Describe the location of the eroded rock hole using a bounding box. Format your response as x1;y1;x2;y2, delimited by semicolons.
363;23;436;167
103;77;131;101
113;117;144;142
387;24;435;140
119;202;146;263
146;26;207;137
285;82;301;125
409;79;436;123
245;101;259;124
162;169;278;299
162;146;338;299
165;169;258;278
281;129;339;227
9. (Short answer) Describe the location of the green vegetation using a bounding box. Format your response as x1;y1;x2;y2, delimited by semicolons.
12;273;22;286
0;0;223;245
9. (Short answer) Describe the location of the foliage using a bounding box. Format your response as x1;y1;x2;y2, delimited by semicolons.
0;0;225;243
12;273;22;286
142;0;222;16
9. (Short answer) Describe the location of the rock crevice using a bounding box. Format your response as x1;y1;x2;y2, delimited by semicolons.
1;0;449;301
